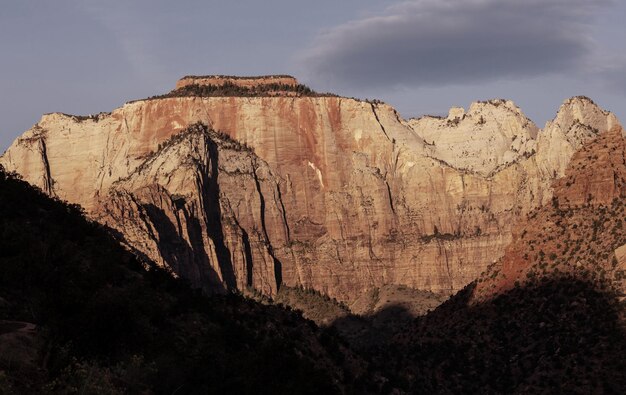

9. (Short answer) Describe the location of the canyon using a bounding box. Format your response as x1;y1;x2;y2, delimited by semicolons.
0;76;621;304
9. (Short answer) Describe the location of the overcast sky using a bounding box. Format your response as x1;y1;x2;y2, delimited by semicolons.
1;0;625;150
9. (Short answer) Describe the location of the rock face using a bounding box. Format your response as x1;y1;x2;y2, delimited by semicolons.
535;97;621;178
0;79;620;302
95;124;288;295
408;99;539;176
175;75;299;90
475;126;626;300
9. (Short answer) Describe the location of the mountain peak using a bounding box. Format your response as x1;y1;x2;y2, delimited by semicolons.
408;99;537;175
469;98;520;112
552;96;616;128
539;96;621;153
563;95;601;107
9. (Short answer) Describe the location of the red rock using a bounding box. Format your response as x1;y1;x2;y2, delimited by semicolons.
0;82;620;302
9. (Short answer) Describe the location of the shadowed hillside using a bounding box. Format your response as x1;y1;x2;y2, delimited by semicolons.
0;166;374;394
377;279;626;393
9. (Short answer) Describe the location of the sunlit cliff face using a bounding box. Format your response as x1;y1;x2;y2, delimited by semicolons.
0;79;620;302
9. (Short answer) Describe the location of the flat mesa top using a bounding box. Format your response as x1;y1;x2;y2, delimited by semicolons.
176;75;299;90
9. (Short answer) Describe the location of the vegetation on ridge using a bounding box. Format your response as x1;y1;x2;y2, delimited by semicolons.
178;74;296;81
142;81;337;100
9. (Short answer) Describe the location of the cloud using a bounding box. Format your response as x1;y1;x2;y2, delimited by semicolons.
79;1;167;82
298;0;611;89
597;62;626;94
581;49;626;94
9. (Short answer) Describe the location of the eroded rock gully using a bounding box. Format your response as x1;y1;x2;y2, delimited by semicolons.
1;77;620;303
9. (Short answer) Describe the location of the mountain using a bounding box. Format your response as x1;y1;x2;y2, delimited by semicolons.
2;75;626;394
475;125;626;300
3;149;624;393
0;165;374;394
0;76;621;304
363;125;626;393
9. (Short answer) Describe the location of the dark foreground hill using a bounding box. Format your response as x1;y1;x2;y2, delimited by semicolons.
374;279;626;394
0;166;371;394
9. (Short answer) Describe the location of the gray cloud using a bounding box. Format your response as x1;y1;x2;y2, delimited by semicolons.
591;56;626;94
299;0;610;89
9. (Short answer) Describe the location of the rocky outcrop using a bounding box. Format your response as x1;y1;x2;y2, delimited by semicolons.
175;75;299;90
475;126;626;300
408;99;538;176
96;125;288;295
0;81;620;303
535;96;621;179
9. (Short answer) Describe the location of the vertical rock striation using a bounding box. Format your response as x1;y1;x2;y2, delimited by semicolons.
0;78;620;302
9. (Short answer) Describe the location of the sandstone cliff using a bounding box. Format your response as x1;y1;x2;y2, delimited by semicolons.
475;126;626;300
408;99;539;176
0;79;620;302
175;75;299;90
96;124;287;295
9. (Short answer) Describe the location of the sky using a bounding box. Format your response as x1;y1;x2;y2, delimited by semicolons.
1;0;625;151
